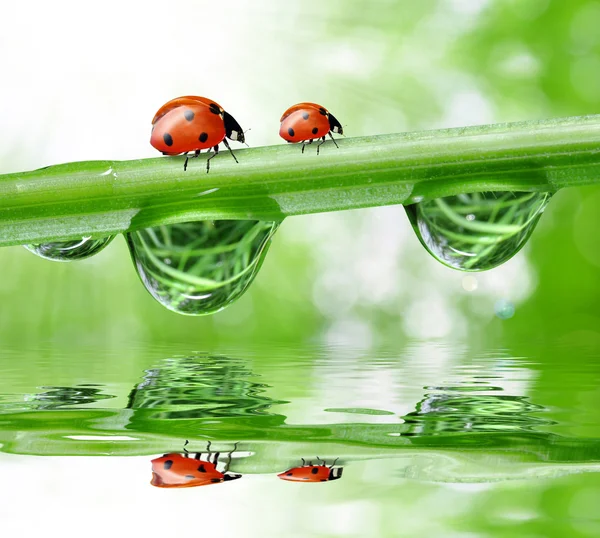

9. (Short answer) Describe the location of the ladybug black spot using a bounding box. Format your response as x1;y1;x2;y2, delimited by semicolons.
163;133;173;147
302;112;309;120
199;132;208;143
185;475;195;480
320;479;327;482
288;127;295;137
319;107;327;115
211;478;221;483
286;473;293;476
184;109;195;121
312;127;319;135
198;464;207;473
209;103;221;115
311;467;319;474
163;460;173;470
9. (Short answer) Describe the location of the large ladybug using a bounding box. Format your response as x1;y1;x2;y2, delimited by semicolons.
150;441;241;488
279;102;343;154
277;457;343;483
150;96;245;172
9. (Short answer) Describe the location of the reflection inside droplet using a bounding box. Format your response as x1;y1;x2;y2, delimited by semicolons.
405;191;552;271
24;236;115;261
125;220;280;315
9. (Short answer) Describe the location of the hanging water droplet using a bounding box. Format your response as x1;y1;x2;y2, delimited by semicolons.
24;236;115;261
126;220;279;315
405;191;552;271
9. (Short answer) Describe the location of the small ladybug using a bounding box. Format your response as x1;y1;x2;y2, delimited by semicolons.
150;440;241;488
277;457;343;483
279;102;343;154
150;96;245;172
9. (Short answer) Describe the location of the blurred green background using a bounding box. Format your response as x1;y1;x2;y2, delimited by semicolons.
1;1;600;537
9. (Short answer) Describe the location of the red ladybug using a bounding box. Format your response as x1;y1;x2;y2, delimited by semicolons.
150;441;241;488
279;102;343;154
150;96;245;172
277;457;343;483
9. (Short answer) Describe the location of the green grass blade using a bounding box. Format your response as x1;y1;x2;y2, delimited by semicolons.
1;114;600;247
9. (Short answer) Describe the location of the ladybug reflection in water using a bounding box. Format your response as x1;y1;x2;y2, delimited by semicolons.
278;457;343;483
151;441;241;488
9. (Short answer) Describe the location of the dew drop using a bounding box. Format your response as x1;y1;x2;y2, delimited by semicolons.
24;236;115;261
405;191;552;271
125;220;279;315
494;299;515;319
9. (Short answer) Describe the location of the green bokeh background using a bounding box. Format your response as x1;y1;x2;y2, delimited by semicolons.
1;0;599;351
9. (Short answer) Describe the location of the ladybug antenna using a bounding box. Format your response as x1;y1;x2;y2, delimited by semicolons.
241;128;251;147
329;457;339;469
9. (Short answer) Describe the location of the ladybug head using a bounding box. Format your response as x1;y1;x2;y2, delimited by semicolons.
328;467;344;481
327;113;343;136
222;473;242;482
224;111;245;144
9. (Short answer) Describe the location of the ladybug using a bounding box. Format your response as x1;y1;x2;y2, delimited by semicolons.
277;457;343;483
279;102;343;154
150;441;241;488
150;96;245;172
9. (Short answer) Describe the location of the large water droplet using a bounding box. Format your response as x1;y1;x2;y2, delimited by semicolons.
24;236;115;261
405;191;552;271
126;220;279;315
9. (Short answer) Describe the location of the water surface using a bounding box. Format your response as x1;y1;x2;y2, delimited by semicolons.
1;342;599;536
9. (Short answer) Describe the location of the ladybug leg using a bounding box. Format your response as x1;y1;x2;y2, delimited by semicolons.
328;131;339;149
316;136;327;155
223;442;238;473
206;145;220;173
301;457;306;466
183;150;201;172
302;139;314;154
222;138;239;164
183;439;190;456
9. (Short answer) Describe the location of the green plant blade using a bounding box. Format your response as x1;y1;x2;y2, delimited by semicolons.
2;114;600;247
